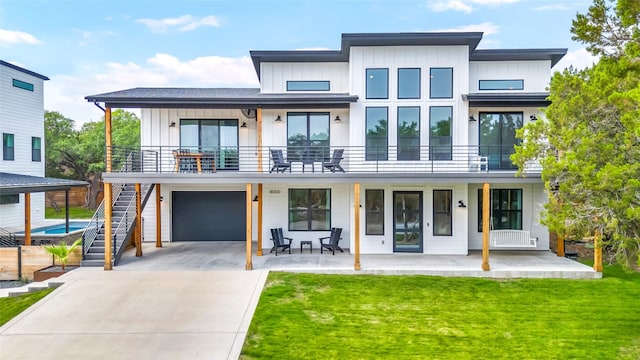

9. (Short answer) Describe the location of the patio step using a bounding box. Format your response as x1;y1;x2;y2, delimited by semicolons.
81;259;104;267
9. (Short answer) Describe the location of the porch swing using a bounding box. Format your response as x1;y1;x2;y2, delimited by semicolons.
489;214;538;248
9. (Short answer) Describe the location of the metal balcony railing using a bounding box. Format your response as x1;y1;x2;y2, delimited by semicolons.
105;145;541;174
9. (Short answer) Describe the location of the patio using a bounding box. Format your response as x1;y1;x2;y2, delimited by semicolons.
116;242;600;279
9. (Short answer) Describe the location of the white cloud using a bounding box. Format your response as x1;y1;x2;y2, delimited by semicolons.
434;22;500;35
0;29;43;45
534;4;570;11
44;54;258;126
136;15;221;33
426;0;519;13
554;48;599;71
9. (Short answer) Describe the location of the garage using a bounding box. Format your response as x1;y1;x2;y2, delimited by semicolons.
172;191;246;241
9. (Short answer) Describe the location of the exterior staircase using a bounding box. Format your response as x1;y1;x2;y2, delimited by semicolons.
81;183;154;267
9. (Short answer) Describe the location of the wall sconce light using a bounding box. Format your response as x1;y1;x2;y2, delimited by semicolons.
240;122;247;128
169;121;176;128
160;196;164;202
275;115;283;122
334;115;342;123
252;195;259;202
458;200;467;208
530;115;538;121
468;115;476;122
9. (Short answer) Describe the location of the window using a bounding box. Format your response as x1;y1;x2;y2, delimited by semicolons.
12;79;34;91
479;112;523;170
398;68;420;99
3;133;14;161
479;80;524;91
180;119;239;170
288;189;331;231
478;189;523;232
430;68;453;98
397;107;420;160
429;107;452;160
287;112;330;162
0;194;19;204
366;68;388;99
433;190;452;236
286;81;330;91
365;107;388;161
366;190;384;235
32;137;41;162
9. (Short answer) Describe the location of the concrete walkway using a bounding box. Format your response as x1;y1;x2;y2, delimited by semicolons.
0;268;268;360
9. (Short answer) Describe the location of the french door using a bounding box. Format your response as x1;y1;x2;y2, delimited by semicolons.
393;191;423;252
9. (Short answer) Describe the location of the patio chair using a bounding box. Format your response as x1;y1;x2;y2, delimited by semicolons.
269;149;292;173
270;228;293;255
319;227;344;255
322;149;345;173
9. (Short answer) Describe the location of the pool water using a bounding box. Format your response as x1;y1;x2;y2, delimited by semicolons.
16;222;90;235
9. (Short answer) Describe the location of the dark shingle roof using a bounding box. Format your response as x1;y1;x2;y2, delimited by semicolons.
0;173;87;195
0;60;49;80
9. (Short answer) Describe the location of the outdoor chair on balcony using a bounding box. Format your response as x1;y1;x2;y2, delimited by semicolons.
319;227;344;255
322;149;345;173
269;149;292;173
270;228;293;255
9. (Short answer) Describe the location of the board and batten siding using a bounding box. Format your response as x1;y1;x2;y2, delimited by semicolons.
468;61;552;93
260;62;349;93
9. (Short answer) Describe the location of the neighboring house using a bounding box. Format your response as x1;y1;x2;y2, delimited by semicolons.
0;60;49;230
85;32;566;268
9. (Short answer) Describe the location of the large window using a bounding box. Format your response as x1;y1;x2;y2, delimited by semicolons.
287;81;330;91
366;190;384;235
180;119;238;170
479;112;523;170
288;189;331;231
366;68;388;99
430;68;453;98
398;68;420;99
433;190;452;236
478;189;523;232
365;107;388;161
429;106;452;160
32;137;41;162
397;107;420;160
287;112;330;162
479;80;524;91
3;133;14;161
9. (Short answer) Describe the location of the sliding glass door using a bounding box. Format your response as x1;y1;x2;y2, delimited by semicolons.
180;119;239;170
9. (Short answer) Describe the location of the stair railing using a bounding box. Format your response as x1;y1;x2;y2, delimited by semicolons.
0;227;17;247
112;195;137;265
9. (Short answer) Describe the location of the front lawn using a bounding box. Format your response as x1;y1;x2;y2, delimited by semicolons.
45;206;95;219
242;266;640;359
0;288;55;327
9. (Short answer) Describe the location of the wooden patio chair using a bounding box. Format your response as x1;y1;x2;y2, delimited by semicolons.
319;227;344;255
270;228;292;255
322;149;345;173
269;149;292;173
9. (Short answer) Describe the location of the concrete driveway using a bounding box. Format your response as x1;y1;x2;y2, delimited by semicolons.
0;268;268;360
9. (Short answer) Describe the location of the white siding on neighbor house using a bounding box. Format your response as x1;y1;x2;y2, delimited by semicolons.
467;182;549;251
260;62;350;93
469;61;551;93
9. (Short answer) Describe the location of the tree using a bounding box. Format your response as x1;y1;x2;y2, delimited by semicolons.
512;0;640;269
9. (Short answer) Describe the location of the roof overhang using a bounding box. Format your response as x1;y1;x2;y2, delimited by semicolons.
0;60;49;80
0;173;88;195
463;92;550;107
470;49;567;67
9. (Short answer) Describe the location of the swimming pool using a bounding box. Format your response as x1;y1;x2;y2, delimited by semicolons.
16;221;90;235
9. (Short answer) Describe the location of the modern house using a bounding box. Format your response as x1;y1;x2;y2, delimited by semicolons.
85;32;567;270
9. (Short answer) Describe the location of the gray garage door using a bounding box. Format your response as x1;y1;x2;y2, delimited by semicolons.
172;191;246;241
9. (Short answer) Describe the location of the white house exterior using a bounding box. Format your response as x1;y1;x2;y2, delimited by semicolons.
86;32;566;267
0;60;49;229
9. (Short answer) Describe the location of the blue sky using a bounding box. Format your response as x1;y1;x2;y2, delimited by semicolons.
1;0;597;125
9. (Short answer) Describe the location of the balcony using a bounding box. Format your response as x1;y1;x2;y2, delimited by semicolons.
106;145;540;175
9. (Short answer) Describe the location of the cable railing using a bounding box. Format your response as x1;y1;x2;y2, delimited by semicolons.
0;227;17;247
105;145;541;174
112;196;137;265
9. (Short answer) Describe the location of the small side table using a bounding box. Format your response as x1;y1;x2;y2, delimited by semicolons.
300;240;313;253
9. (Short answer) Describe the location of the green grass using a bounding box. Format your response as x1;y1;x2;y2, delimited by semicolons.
242;265;640;359
45;206;95;219
0;288;55;327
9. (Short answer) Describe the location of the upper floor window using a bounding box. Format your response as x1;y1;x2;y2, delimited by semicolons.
289;189;331;231
397;107;420;160
430;68;453;99
3;133;14;161
429;106;452;160
286;81;330;91
398;68;421;99
13;79;34;92
180;119;239;170
479;80;524;91
366;68;388;99
365;107;388;161
32;137;41;162
287;112;330;162
478;189;523;232
479;112;523;170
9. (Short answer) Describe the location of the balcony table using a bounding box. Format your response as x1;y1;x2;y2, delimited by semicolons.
174;152;204;173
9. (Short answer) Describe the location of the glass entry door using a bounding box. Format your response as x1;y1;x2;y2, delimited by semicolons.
393;191;423;252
